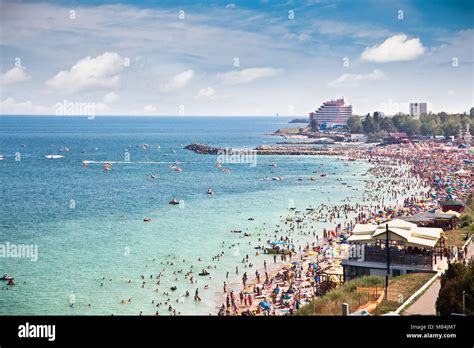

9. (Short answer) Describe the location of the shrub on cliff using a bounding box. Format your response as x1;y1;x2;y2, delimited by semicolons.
436;261;473;315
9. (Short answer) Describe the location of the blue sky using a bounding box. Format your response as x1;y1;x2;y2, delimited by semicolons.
0;0;473;116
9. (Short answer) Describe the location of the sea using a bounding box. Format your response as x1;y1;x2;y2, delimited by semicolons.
0;116;373;315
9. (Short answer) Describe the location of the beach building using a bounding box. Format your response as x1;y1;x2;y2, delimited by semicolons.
348;133;368;142
398;211;459;230
382;132;408;144
309;98;352;130
341;219;445;282
440;200;465;213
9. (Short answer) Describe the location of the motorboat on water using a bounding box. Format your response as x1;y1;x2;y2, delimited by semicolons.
207;188;214;195
0;274;14;280
230;229;242;233
169;197;179;205
45;155;64;159
143;217;152;222
272;176;282;181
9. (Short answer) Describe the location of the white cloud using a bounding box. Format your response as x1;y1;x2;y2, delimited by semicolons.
361;34;425;62
45;52;125;93
216;67;280;85
196;87;216;99
0;66;32;85
144;104;157;113
328;69;385;88
0;98;50;114
159;70;194;93
103;92;119;104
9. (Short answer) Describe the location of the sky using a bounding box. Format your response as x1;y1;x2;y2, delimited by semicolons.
0;0;473;116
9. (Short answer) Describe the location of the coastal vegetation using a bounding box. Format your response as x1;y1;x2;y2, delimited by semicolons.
459;194;474;230
436;261;474;316
296;273;433;316
347;112;474;138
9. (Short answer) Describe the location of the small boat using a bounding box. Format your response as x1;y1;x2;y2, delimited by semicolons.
198;270;210;276
248;218;255;221
169;197;179;205
270;163;278;167
231;230;242;233
45;155;64;159
272;176;282;181
207;188;214;195
0;275;14;280
143;217;152;222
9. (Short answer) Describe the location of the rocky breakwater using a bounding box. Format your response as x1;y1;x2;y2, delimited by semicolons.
183;143;222;154
255;145;343;156
184;143;344;156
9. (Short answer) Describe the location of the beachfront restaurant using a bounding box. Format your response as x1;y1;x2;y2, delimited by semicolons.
398;211;459;230
342;219;445;282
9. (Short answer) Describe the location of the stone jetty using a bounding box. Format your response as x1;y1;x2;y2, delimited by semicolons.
184;143;343;156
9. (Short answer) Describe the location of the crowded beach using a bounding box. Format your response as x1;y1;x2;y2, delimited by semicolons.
218;141;473;316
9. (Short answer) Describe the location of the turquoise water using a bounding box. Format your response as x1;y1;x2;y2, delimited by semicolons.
0;116;370;315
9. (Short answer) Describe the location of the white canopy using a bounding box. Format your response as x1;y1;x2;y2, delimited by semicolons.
348;219;443;248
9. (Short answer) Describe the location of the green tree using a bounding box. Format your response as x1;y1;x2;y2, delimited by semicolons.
436;262;473;316
347;115;363;133
380;117;396;132
403;119;421;136
362;114;379;134
442;118;461;138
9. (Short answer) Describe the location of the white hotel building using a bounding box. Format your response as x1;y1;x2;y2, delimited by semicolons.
309;98;352;130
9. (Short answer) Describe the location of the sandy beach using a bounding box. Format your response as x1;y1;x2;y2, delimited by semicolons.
219;141;473;316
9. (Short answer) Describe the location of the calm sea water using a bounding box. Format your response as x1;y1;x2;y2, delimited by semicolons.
0;116;370;315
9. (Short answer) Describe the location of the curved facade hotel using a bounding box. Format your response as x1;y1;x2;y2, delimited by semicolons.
310;98;352;130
